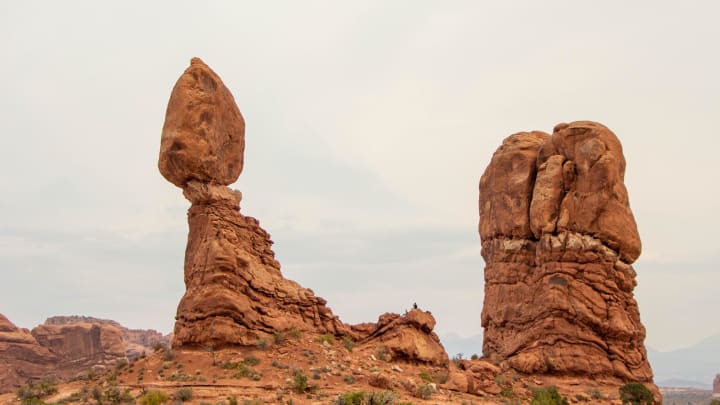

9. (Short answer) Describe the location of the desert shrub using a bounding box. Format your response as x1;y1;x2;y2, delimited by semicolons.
709;400;720;405
223;361;262;380
138;390;169;405
375;345;390;361
317;334;335;345
334;391;365;405
574;393;588;402
256;338;270;350
530;386;569;405
587;389;602;400
367;391;398;405
343;375;356;384
273;330;286;345
227;397;238;405
287;327;301;339
243;355;261;366
241;400;262;405
292;372;308;393
101;384;134;404
619;382;653;405
342;336;355;352
175;387;193;402
500;386;514;398
414;383;434;400
451;353;464;367
431;369;449;384
17;379;58;405
418;370;432;382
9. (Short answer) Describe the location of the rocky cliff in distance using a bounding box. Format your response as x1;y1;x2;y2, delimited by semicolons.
0;314;56;393
479;122;658;399
0;314;170;393
41;316;169;360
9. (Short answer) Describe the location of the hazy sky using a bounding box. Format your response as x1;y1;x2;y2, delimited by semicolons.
1;1;718;353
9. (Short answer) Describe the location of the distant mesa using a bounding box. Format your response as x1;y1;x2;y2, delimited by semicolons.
0;314;168;393
479;121;658;399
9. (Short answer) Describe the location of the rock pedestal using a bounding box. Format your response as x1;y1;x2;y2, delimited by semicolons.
160;59;348;348
479;122;655;386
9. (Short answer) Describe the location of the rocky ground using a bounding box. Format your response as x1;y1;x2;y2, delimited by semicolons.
0;331;639;405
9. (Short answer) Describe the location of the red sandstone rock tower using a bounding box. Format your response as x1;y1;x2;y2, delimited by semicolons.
158;58;348;348
479;122;657;390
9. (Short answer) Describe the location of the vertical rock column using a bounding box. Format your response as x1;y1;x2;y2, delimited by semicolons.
159;58;346;348
479;122;655;384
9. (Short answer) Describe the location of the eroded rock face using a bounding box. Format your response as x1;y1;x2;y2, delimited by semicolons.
42;316;169;361
159;57;245;188
479;122;655;385
161;59;349;348
0;314;57;393
355;309;448;366
32;317;128;375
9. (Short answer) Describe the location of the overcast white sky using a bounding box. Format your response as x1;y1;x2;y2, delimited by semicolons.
0;1;718;353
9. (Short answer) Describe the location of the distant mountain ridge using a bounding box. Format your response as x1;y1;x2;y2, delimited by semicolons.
646;334;720;389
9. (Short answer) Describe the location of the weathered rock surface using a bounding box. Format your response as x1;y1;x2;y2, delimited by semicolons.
32;319;126;374
714;373;720;394
42;316;169;360
448;359;501;395
479;122;656;389
159;57;245;188
160;59;446;366
0;314;57;393
161;59;350;348
355;309;448;366
0;314;171;393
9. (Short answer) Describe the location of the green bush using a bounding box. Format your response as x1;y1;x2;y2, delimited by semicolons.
292;372;308;393
317;334;336;345
343;336;355;352
530;386;569;405
138;390;169;405
243;355;261;366
175;387;193;402
709;399;720;405
414;383;434;399
619;382;653;405
17;379;58;405
367;391;399;405
335;391;365;405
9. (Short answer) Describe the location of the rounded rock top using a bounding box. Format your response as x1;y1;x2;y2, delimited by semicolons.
159;57;245;188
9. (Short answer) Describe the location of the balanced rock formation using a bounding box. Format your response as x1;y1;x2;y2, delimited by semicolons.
0;314;57;393
479;122;655;386
160;58;349;348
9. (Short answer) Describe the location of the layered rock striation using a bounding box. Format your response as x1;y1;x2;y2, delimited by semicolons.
160;58;349;348
479;122;655;384
0;314;170;393
0;314;57;393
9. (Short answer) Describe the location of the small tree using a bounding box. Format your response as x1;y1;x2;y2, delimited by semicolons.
619;382;653;405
